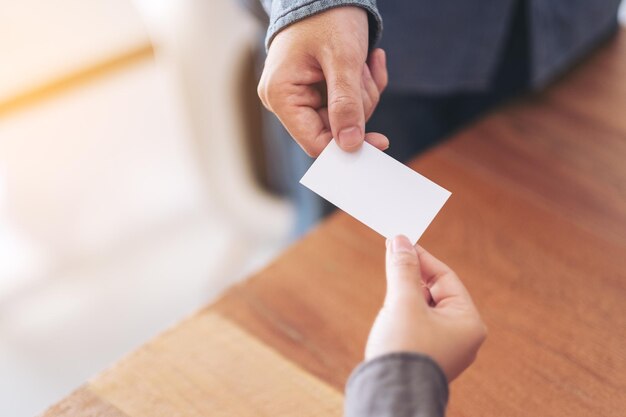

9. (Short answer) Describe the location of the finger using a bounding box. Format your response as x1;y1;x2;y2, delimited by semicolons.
384;235;427;307
321;56;365;152
364;132;389;150
361;82;373;122
415;245;474;308
265;81;330;157
318;107;330;129
276;106;332;157
258;63;324;112
367;48;388;93
257;68;270;109
361;64;380;121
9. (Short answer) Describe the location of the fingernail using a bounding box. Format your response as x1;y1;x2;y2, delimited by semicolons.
338;127;362;149
391;235;414;254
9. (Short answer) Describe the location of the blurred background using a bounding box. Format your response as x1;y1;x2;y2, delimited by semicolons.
0;1;296;415
2;1;626;416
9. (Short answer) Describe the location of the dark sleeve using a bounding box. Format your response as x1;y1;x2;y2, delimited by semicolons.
345;353;449;417
257;0;383;50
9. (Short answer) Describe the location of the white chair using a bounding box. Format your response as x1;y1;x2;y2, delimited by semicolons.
133;0;294;245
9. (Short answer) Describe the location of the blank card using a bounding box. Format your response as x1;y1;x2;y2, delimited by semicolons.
300;140;451;244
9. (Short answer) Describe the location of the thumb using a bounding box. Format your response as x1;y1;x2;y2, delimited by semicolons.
323;58;365;151
385;235;428;307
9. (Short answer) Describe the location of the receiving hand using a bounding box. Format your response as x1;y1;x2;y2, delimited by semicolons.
365;235;487;381
257;6;388;157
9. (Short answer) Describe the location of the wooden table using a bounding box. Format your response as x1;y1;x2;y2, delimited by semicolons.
44;29;626;417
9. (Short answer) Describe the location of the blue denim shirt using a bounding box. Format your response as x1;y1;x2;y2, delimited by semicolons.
252;0;621;92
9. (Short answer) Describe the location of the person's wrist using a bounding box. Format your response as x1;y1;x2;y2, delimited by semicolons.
264;2;381;51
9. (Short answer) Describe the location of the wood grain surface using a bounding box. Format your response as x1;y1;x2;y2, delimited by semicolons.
213;29;626;416
46;313;342;417
43;28;626;417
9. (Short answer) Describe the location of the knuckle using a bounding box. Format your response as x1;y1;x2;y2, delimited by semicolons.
305;133;331;157
380;72;389;90
389;252;419;267
256;82;267;106
265;81;281;105
334;50;363;68
296;131;328;158
261;73;286;107
478;321;488;340
301;144;319;158
329;94;360;115
283;88;308;108
469;318;488;342
371;89;380;106
468;351;479;366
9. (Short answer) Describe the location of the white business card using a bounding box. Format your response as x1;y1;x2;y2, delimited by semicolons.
300;140;451;244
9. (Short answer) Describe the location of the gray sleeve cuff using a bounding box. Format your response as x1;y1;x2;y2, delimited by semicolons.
264;0;382;51
345;352;449;417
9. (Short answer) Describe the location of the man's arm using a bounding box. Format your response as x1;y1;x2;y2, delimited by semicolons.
256;3;387;156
